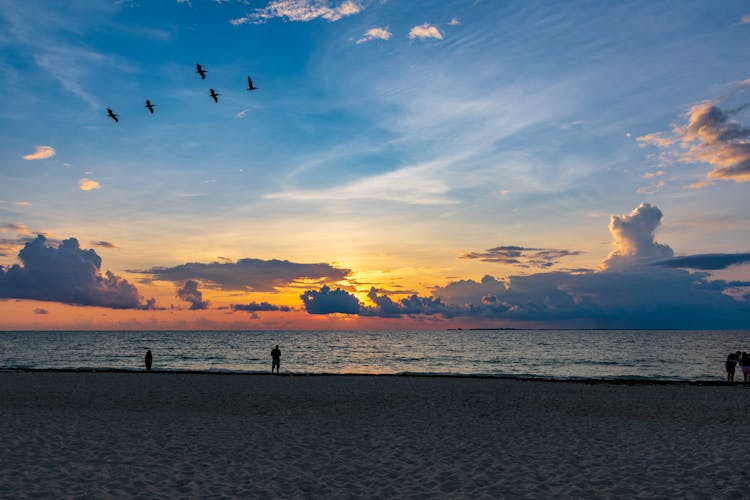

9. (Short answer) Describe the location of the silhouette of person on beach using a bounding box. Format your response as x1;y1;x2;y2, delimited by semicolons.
145;350;153;372
740;352;750;384
726;353;737;383
271;345;281;374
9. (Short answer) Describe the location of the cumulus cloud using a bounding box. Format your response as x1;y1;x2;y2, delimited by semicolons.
231;301;292;313
653;253;750;270
461;245;582;268
23;146;56;160
601;203;673;270
638;100;750;183
136;258;350;292
408;23;443;40
301;285;362;314
176;280;209;310
0;235;154;309
231;0;362;25
79;178;101;191
297;203;750;328
357;26;392;44
448;17;460;26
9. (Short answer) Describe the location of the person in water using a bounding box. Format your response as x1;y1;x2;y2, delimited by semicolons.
271;345;281;374
145;350;153;372
726;352;737;383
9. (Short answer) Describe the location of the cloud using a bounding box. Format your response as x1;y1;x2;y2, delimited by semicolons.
176;280;209;310
231;301;292;312
601;203;673;270
91;240;118;249
461;245;582;268
236;108;249;118
653;253;750;270
0;235;154;309
33;308;48;314
448;17;460;26
23;146;56;160
639;100;750;183
136;258;351;292
357;27;391;44
741;14;750;24
79;178;101;191
301;285;362;314
231;0;362;25
408;23;443;40
296;204;750;328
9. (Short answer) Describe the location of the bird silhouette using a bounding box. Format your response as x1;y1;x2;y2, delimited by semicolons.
247;76;258;91
107;108;119;122
145;100;156;114
209;88;220;103
196;63;207;79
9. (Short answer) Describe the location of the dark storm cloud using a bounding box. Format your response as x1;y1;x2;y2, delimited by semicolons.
300;285;363;315
0;235;154;309
134;258;351;292
176;280;209;310
461;245;582;268
653;253;750;270
231;301;292;313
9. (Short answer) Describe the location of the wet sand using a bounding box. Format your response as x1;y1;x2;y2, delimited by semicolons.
1;372;747;498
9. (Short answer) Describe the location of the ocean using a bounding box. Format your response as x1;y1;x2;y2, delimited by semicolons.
1;329;748;381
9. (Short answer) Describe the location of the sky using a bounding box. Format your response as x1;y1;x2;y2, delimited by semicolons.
1;0;750;330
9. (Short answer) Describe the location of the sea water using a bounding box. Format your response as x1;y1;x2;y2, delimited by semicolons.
0;329;748;381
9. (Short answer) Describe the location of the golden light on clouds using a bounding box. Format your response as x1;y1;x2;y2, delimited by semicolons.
23;145;56;160
79;178;101;191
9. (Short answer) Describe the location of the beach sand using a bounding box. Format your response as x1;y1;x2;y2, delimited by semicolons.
1;372;748;498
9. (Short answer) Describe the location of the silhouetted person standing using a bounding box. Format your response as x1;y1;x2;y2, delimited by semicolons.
271;345;281;374
145;350;153;372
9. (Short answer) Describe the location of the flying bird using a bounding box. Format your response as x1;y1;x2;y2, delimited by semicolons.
107;108;119;122
145;100;156;114
196;63;207;79
247;76;258;91
209;88;220;103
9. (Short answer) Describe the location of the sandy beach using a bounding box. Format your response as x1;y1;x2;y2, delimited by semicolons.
1;372;748;498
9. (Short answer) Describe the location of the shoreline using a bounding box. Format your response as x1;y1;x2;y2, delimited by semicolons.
0;366;736;385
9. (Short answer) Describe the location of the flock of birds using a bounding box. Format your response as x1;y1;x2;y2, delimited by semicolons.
106;64;258;122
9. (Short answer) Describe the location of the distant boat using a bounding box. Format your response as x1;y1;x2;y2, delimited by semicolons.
145;100;156;114
107;108;119;122
196;63;207;79
247;76;258;91
209;88;220;103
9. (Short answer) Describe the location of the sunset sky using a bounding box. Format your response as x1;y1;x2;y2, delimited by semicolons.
1;0;750;329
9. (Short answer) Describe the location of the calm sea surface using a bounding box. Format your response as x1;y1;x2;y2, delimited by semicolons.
0;330;748;381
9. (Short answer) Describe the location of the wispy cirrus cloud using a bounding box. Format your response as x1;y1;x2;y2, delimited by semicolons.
408;23;443;40
23;146;55;160
79;178;101;191
357;27;391;44
230;0;362;25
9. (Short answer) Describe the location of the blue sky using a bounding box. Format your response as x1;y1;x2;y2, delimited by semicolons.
1;0;750;329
